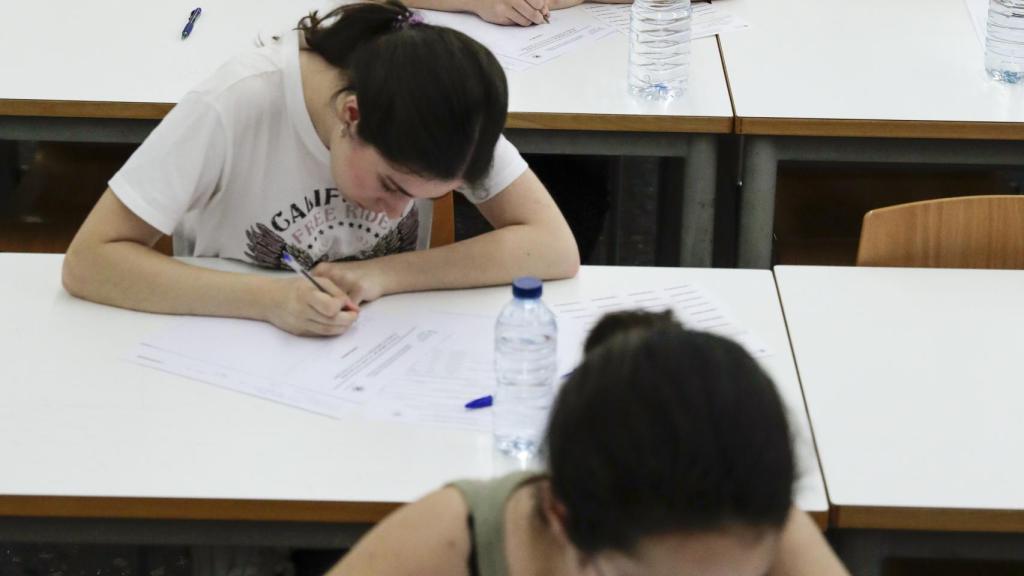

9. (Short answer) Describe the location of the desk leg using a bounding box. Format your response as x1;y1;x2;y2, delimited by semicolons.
0;141;17;213
680;134;716;268
737;136;778;269
493;129;718;267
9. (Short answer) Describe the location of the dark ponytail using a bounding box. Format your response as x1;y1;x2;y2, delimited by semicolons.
298;0;508;186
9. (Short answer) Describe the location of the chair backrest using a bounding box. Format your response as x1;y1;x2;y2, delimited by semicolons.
856;195;1024;269
429;191;455;249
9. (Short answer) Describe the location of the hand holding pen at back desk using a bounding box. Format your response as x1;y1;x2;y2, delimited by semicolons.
474;0;555;26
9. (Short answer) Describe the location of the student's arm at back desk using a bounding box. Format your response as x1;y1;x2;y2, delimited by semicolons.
401;0;630;27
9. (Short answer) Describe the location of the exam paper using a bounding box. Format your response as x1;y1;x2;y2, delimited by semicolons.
547;283;771;358
129;285;768;431
131;309;585;431
418;6;615;71
582;2;750;39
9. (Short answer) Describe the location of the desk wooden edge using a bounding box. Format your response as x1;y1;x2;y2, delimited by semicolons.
0;100;173;120
735;116;1024;141
810;510;828;531
832;505;1024;533
0;495;400;524
1;494;831;532
508;112;733;134
0;99;734;134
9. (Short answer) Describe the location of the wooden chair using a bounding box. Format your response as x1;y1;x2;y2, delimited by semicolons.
856;195;1024;269
429;191;455;248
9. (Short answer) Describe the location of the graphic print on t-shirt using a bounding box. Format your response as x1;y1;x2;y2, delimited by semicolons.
244;187;419;268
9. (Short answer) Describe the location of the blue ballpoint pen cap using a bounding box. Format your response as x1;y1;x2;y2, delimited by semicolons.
465;395;493;409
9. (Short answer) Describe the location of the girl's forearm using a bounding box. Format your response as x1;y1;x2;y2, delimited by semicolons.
369;222;580;295
401;0;473;12
62;241;278;320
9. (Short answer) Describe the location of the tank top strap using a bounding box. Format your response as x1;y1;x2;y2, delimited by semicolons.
449;471;542;576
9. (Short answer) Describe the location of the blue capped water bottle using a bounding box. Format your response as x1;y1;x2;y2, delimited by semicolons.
493;277;557;458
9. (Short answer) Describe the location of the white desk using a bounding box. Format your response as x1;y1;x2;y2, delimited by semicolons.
0;0;732;266
0;254;826;546
719;0;1024;267
775;265;1024;574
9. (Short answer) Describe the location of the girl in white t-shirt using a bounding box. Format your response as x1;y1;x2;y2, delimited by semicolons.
63;0;579;336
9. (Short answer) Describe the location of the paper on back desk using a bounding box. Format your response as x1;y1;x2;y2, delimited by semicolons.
581;2;750;39
417;6;614;71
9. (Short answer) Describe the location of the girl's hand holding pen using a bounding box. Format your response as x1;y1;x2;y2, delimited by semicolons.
267;276;359;337
313;261;385;308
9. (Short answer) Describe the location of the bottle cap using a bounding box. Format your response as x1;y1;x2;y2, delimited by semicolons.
512;276;542;299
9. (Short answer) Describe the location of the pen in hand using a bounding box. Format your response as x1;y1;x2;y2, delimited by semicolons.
280;250;359;312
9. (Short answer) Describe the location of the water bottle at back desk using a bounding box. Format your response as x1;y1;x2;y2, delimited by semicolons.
986;0;1024;83
628;0;692;100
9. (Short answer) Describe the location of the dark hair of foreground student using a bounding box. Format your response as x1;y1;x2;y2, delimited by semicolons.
545;311;796;556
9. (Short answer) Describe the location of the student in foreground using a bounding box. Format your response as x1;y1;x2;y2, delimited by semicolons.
327;311;850;576
62;0;578;337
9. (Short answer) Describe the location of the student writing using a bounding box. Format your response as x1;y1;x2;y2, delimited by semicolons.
62;0;579;336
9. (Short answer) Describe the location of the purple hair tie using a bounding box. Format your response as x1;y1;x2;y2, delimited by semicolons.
394;11;425;30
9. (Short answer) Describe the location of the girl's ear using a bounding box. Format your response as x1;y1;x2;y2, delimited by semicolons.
337;93;360;135
541;482;608;575
539;481;572;542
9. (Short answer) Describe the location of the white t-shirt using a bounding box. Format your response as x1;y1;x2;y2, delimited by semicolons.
110;31;528;268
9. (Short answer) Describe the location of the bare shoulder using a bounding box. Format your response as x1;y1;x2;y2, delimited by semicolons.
326;487;473;576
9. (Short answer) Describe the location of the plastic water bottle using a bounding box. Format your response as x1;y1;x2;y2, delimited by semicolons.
986;0;1024;83
493;277;557;458
628;0;692;100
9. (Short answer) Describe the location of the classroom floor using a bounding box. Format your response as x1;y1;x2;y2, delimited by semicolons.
1;141;1022;576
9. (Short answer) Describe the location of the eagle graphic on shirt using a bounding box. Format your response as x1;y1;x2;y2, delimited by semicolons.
243;187;420;269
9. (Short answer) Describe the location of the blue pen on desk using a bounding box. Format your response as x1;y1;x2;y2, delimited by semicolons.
464;371;574;410
181;7;202;40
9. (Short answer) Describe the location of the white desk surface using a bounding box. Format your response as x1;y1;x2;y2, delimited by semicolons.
719;0;1024;139
0;254;825;525
776;265;1024;532
0;0;732;133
